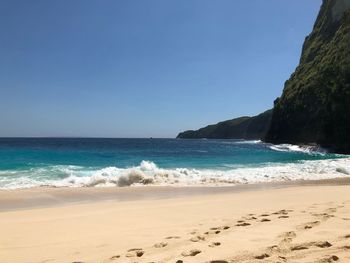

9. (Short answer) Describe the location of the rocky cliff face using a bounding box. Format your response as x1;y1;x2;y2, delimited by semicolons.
177;110;272;139
265;0;350;153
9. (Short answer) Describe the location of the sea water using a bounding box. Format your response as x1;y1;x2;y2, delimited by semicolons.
0;138;349;189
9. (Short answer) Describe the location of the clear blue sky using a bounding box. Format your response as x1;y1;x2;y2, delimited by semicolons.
0;0;321;138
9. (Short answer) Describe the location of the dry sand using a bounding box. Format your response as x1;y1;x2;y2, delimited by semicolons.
1;183;350;263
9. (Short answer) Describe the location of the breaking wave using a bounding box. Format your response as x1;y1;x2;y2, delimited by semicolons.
235;140;262;144
1;158;350;189
269;143;328;154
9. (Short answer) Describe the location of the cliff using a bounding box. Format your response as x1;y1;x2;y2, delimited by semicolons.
265;0;350;153
177;110;272;139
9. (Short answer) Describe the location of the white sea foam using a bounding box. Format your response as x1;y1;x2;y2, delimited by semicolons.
220;140;262;145
269;144;327;154
235;140;262;144
1;158;350;189
223;140;325;155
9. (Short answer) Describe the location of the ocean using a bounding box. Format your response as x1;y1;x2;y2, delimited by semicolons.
0;138;349;189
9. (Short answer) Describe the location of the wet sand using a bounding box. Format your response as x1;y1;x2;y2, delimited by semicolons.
1;178;350;212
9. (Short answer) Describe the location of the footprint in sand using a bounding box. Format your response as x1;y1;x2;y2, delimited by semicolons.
165;236;181;239
205;230;221;234
236;222;251;227
267;245;281;253
109;255;120;260
278;215;289;219
280;231;296;239
291;241;332;251
278;255;287;261
312;213;335;220
291;244;309;251
324;207;337;213
154;242;168;248
208;261;228;263
314;241;332;248
190;235;206;242
254;253;270;260
208;226;230;232
125;248;144;257
260;213;270;217
272;209;290;215
318;255;339;263
279;231;296;244
209;242;221;247
181;249;201;257
298;221;320;230
261;218;271;222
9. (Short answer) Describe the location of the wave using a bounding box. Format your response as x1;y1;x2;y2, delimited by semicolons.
221;140;327;155
219;140;262;145
268;143;328;155
1;158;350;189
235;140;262;144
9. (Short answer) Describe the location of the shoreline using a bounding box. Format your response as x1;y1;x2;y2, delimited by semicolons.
1;177;350;212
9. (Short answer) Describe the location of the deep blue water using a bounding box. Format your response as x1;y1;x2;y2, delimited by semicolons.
0;138;348;188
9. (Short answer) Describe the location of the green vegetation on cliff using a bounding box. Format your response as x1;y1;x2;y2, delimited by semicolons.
177;110;272;139
177;0;350;153
265;0;350;153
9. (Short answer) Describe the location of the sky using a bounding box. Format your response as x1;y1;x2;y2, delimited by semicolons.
0;0;322;138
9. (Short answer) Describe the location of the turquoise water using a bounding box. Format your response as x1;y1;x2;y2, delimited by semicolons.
0;138;348;189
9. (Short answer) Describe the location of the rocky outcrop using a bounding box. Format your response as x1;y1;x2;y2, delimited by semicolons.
265;0;350;153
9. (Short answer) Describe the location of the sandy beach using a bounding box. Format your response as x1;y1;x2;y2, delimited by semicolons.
0;181;350;263
1;0;350;262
